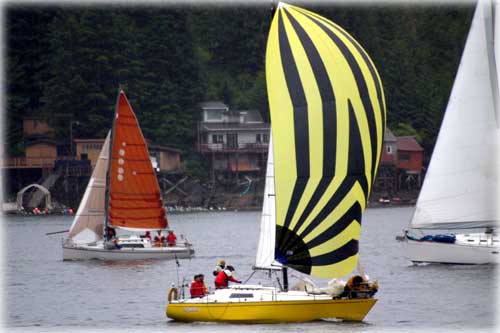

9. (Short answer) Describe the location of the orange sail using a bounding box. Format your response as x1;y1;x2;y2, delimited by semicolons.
108;91;168;230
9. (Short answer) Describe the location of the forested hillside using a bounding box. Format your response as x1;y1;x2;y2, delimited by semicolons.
5;1;474;166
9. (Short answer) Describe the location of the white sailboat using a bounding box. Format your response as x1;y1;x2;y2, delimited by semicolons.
62;90;194;260
403;0;499;264
166;2;385;322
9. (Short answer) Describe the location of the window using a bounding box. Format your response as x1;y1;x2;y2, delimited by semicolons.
212;134;223;144
229;293;254;298
206;110;223;121
399;153;410;162
263;133;269;143
256;134;262;143
386;146;393;154
81;153;88;160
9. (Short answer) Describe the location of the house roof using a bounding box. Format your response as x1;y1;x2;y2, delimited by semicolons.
24;138;58;147
239;110;264;123
200;101;229;109
201;123;270;131
384;128;397;142
74;138;105;143
396;136;423;152
146;141;182;154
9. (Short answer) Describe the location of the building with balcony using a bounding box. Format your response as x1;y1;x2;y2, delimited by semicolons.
196;101;270;178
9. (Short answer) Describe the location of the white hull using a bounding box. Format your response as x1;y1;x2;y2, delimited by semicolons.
404;233;499;264
62;242;194;261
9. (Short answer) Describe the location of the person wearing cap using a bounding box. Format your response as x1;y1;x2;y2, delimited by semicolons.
190;274;208;298
214;265;241;289
213;259;226;276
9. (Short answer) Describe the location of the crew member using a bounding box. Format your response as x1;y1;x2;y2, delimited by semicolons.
214;265;241;289
190;274;208;298
166;230;177;247
154;230;165;247
343;275;365;298
213;259;226;276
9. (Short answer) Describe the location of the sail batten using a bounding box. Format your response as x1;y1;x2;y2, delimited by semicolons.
266;3;385;278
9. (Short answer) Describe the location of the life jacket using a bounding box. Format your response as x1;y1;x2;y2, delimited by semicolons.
214;270;238;288
214;271;229;287
166;233;177;245
190;281;207;297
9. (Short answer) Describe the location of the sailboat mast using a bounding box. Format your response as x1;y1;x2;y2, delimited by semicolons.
104;88;121;240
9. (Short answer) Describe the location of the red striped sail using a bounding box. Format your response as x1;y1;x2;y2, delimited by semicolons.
108;91;167;230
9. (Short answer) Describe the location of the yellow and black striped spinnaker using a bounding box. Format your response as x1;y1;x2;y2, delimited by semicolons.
266;3;386;278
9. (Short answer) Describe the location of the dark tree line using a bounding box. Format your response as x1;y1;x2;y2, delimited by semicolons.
5;2;474;166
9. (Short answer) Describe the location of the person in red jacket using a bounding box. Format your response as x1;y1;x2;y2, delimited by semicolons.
166;230;177;247
190;274;208;298
214;265;241;289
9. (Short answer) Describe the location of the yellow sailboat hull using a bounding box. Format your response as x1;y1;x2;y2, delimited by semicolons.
166;298;377;323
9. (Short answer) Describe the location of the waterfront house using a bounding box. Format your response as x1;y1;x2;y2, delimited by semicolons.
396;136;424;189
374;128;424;193
196;101;270;179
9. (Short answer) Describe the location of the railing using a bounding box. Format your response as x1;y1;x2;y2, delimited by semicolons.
198;143;269;153
1;157;55;168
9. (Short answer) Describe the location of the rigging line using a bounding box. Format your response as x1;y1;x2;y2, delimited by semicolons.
174;253;180;289
243;270;256;284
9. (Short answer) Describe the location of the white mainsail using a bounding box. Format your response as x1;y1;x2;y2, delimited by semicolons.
410;0;500;230
67;132;110;243
254;134;280;269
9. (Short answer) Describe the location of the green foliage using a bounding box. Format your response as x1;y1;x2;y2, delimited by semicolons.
393;122;422;143
183;154;209;181
5;3;474;163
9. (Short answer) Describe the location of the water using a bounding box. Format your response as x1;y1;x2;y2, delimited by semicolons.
2;207;498;332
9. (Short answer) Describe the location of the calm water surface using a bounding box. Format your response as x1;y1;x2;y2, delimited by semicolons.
2;207;498;332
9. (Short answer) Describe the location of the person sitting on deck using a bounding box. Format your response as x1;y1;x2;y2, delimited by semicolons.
141;231;152;240
104;227;121;250
214;265;241;289
105;226;116;240
341;275;376;298
213;259;226;276
154;230;165;247
166;230;177;247
190;274;208;298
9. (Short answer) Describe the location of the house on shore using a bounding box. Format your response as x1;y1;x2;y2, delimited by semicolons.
196;101;270;180
374;128;424;194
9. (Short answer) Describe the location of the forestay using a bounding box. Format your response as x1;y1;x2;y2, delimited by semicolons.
266;3;386;278
68;133;110;243
410;0;500;230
